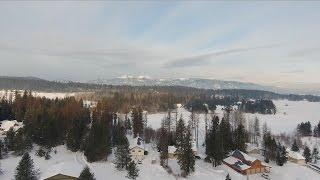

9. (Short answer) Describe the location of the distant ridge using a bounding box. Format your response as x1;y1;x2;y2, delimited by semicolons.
1;75;320;101
87;76;277;92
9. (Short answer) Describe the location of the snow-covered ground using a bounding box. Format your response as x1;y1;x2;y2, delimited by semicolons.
0;90;75;100
2;99;320;179
244;100;320;134
148;100;320;135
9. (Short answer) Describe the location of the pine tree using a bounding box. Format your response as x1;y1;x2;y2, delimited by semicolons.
0;139;4;159
5;127;15;151
276;148;283;166
178;127;195;177
132;107;143;138
176;116;185;149
253;117;260;145
79;166;96;180
291;140;299;152
13;128;32;156
311;148;319;163
115;135;131;170
14;153;38;180
226;173;231;180
220;117;233;154
84;117;112;162
234;124;246;152
205;116;224;166
66;111;89;152
159;118;169;167
303;146;311;163
126;161;139;180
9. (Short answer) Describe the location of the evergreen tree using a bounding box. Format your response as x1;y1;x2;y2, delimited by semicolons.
303;146;311;163
79;166;96;180
114;134;131;170
263;132;278;162
253;117;260;145
220;117;233;153
276;145;287;166
5;127;15;151
159;118;169;167
66;110;89;152
132;107;143;138
14;129;32;156
84;111;112;162
178;126;195;177
176;116;185;149
226;173;231;180
0;139;4;159
291;140;299;152
126;161;139;180
234;124;246;152
311;148;319;163
205;116;224;166
14;153;38;180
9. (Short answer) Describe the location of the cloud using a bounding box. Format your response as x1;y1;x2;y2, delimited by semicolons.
288;47;320;58
281;69;305;74
163;44;280;68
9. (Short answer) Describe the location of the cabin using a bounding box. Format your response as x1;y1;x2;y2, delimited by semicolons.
130;137;145;162
223;150;271;175
287;151;306;165
40;162;82;180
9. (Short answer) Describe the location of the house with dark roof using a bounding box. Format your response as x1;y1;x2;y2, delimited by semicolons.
223;150;271;175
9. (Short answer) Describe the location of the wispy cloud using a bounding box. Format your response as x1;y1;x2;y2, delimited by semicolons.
0;1;320;83
163;44;280;68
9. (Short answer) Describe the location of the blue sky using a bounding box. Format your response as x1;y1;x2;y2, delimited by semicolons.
0;1;320;85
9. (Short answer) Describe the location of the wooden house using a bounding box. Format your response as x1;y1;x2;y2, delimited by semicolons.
223;150;271;175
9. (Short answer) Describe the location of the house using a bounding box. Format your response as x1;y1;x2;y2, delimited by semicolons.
40;162;83;180
168;146;177;159
168;140;197;159
130;137;145;162
223;150;271;175
287;150;305;165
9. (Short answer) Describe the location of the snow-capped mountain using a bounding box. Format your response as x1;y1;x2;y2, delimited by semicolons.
87;76;276;91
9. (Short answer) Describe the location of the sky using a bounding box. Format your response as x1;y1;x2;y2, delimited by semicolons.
0;1;320;85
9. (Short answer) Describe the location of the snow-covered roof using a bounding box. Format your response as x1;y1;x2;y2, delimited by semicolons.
168;146;177;154
0;120;23;134
232;150;257;162
224;156;241;165
40;162;83;180
288;151;305;160
223;156;251;170
236;163;251;170
129;137;145;150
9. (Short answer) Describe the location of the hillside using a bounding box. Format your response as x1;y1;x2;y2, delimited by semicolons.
1;76;320;102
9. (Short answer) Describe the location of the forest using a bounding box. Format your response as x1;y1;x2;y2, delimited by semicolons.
1;76;320;102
